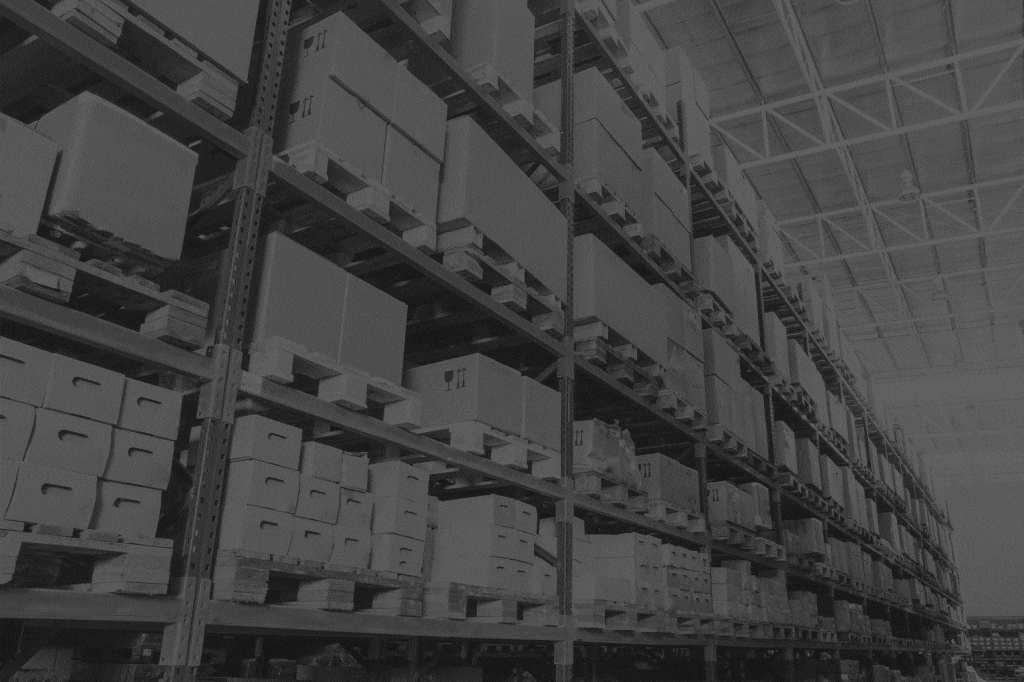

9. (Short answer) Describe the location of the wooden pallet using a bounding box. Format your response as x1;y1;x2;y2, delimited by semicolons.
574;318;662;391
424;582;557;625
436;225;565;338
746;536;786;562
579;178;642;234
644;500;705;533
654;385;708;430
576;0;627;58
710;522;755;548
466;63;560;154
574;599;639;632
695;290;733;330
0;233;209;349
0;525;172;595
246;336;422;429
415;420;557;471
277;140;437;253
705;423;745;455
213;551;424;615
574;471;647;512
400;0;452;40
620;222;691;287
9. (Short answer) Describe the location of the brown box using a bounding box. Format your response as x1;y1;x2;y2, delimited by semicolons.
25;408;112;476
340;452;368;492
223;459;300;514
0;113;58;239
218;504;293;555
43;354;125;425
118;379;182;440
0;338;54;407
90;480;162;537
103;428;174;490
371;495;427;540
368;460;429;503
514;500;538;535
229;414;302;469
339;488;372;527
36;93;197;261
330;524;371;568
6;462;96;527
299;442;344;482
296;475;341;524
370;533;424;577
289;517;334;562
0;397;34;462
636;453;700;511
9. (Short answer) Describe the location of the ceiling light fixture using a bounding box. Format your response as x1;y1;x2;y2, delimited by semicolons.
898;169;920;203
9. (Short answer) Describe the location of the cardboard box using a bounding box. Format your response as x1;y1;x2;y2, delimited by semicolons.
381;124;440;222
340;451;368;491
0;113;58;238
229;414;302;470
290;517;334;562
535;68;643;165
368;460;429;502
635;453;700;511
118;379;182;440
640;148;691;256
6;462;96;527
531;558;556;596
437;523;519;560
438;495;518;530
331;524;371;568
574;234;666;367
572;117;645;216
296;475;341;523
339;489;372;527
0;459;17;518
0;338;53;407
521;376;560;452
25;408;112;476
404;353;524;436
90;480;162;537
217;504;293;555
708;481;742;526
773;421;797;472
43;354;125;425
574;573;634;602
300;442;344;483
390;67;447;162
704;375;733;427
796;438;822;490
372;495;427;540
438;116;568;300
433;552;528;590
35;93;197;261
223;459;300;514
371;533;424;576
0;397;34;462
337;265;408;386
514;500;538;534
104;429;174;490
452;0;535;107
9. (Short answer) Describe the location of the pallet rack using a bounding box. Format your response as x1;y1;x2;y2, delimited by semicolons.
0;0;966;681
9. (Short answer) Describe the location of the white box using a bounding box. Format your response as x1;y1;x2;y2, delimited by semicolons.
438;495;518;530
300;442;343;482
337;267;408;386
451;0;535;107
5;462;96;527
433;553;528;591
118;379;182;440
339;488;372;526
35;93;197;261
289;517;334;563
0;113;58;238
229;414;302;469
296;475;341;523
0;397;34;462
217;504;293;555
381;125;440;223
573;117;644;217
0;459;18;519
438;116;568;300
43;354;125;425
514;500;539;534
390;67;447;162
103;429;174;490
331;524;371;568
520;376;560;452
368;460;428;502
90;480;162;538
371;495;427;540
531;559;556;596
0;337;53;406
25;408;112;476
340;451;369;491
371;533;424;576
436;523;518;559
405;353;524;437
223;459;300;514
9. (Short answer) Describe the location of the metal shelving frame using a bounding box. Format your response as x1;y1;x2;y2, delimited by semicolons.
0;0;964;680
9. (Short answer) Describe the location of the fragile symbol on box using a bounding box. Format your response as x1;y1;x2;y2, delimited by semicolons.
444;367;466;391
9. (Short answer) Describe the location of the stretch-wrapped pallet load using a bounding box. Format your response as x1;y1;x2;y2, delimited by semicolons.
574;233;667;367
278;11;447;230
542;419;640;488
536;68;644;213
34;93;198;263
1;341;178;545
433;495;539;593
439;116;567;301
708;481;755;531
782;518;826;557
635;453;700;513
250;232;408;386
0;113;58;239
368;461;428;576
452;0;535;107
664;46;711;161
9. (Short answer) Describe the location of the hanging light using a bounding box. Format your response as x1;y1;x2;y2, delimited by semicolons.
899;169;920;203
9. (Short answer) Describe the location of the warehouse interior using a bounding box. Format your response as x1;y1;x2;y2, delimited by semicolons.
0;0;1016;681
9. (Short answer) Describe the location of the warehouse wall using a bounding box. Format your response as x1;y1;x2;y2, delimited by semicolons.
943;478;1024;616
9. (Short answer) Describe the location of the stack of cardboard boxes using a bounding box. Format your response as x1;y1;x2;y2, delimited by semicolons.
542;419;640;488
278;11;447;237
694;236;760;344
707;481;755;532
711;561;789;624
639;149;692;270
788;590;820;628
368;461;429;576
665;47;711;162
2;338;180;542
451;0;535;108
432;495;542;594
663;544;713;613
782;518;827;558
788;339;828;417
635;453;700;515
657;284;706;412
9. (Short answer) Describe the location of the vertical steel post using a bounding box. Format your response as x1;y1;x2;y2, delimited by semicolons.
704;644;717;682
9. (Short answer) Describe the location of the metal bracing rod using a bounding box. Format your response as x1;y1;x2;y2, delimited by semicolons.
909;426;1024;436
831;262;1024;293
840;303;1024;331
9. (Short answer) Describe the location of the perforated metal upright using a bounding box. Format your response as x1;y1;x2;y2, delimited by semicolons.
159;2;293;679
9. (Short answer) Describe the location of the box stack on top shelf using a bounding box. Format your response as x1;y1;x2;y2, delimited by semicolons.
0;0;965;678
